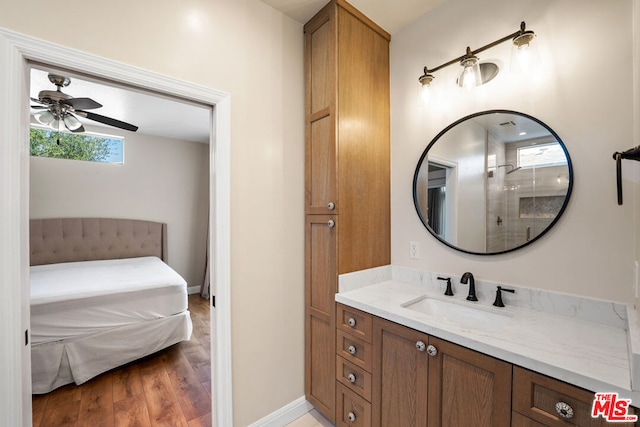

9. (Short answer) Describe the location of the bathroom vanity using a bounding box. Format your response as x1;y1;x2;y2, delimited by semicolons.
334;266;639;426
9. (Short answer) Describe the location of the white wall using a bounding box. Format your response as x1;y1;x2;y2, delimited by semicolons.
29;126;209;288
0;0;305;425
391;0;636;302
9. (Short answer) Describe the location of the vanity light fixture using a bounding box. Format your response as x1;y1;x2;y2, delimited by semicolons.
419;21;536;96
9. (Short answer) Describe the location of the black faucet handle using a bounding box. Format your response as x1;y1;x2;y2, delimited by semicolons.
493;286;515;307
437;276;454;296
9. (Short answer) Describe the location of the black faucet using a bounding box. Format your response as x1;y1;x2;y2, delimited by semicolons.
437;276;454;296
460;272;478;301
493;286;515;307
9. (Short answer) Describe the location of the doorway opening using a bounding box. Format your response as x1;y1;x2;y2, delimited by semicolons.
28;63;213;426
0;29;232;427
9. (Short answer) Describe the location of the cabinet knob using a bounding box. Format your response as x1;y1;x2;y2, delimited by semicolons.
348;345;357;355
347;317;356;327
416;341;426;352
327;202;335;210
347;411;356;422
327;219;335;228
347;373;356;383
555;401;574;419
426;344;438;357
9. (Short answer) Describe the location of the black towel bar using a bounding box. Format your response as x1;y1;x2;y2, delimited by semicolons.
613;146;640;205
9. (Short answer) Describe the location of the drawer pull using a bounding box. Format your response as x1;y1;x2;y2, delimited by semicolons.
347;373;356;383
327;202;335;210
555;401;574;419
427;344;438;357
348;345;357;355
347;317;356;327
347;411;356;422
416;341;426;352
327;219;335;228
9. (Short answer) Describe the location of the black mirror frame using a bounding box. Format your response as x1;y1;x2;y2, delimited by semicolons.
412;109;574;255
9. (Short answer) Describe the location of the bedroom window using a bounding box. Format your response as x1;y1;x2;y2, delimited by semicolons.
29;126;124;164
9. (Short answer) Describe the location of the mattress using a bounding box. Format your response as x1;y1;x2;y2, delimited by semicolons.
30;256;188;345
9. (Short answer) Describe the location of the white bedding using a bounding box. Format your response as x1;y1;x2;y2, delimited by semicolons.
30;256;192;393
30;256;188;344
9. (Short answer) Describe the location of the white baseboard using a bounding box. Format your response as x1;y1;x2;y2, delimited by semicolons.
247;397;314;427
187;285;201;295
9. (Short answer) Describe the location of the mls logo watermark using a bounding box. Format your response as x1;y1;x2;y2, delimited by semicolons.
591;393;638;422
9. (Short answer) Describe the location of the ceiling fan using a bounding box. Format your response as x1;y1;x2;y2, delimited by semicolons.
30;73;138;133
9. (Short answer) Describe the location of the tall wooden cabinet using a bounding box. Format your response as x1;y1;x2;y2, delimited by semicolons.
304;0;390;421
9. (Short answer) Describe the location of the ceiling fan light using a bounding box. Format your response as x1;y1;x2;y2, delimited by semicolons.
63;114;83;131
34;110;54;126
50;118;61;132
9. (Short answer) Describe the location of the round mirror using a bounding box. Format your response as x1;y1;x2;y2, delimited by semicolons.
413;110;573;255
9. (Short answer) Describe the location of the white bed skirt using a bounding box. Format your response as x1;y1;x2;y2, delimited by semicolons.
32;310;192;394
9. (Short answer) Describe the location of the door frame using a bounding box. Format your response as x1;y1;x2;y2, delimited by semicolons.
0;28;233;427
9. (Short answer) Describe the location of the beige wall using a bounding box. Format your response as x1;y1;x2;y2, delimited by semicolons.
29;126;209;288
391;0;636;302
0;0;305;425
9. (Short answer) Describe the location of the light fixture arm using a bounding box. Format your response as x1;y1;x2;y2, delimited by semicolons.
420;21;533;80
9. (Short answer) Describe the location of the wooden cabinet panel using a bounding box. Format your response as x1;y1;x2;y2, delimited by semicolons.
306;315;335;420
306;5;334;116
513;367;637;427
427;337;512;427
336;383;372;427
305;215;337;317
335;5;390;274
306;111;336;214
337;329;372;371
337;303;372;343
336;355;372;401
372;318;429;427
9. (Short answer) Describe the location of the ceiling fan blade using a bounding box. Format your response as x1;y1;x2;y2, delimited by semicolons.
63;97;103;110
30;105;48;109
78;111;138;132
31;97;48;105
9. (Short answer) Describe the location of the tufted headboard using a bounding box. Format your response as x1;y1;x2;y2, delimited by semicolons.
29;218;168;266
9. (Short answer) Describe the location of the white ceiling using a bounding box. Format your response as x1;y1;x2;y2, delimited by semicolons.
260;0;446;34
30;66;211;144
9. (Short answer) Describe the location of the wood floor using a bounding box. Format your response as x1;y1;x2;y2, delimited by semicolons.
32;294;212;427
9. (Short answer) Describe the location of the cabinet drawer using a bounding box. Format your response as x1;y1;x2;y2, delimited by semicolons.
337;303;373;343
337;329;372;371
336;355;372;401
336;383;372;427
513;366;637;427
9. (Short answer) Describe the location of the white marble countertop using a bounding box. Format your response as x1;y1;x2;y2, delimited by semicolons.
335;265;640;403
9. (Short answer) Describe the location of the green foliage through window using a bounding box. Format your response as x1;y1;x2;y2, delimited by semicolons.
30;127;123;163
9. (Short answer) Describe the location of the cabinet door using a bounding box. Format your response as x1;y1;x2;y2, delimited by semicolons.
305;215;338;421
427;336;512;427
305;4;337;215
372;317;429;427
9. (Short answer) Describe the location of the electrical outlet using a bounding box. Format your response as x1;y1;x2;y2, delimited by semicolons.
409;241;419;259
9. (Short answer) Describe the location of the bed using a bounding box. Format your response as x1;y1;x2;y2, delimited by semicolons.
29;218;193;394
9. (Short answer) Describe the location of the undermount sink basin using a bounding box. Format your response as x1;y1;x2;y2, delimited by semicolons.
401;295;513;329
